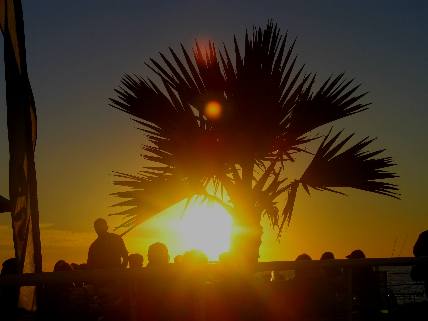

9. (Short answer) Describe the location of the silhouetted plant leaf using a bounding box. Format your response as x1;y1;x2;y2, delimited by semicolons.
286;74;369;141
277;180;299;239
300;130;399;198
110;172;207;232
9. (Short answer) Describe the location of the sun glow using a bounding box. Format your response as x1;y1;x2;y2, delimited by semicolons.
177;201;232;260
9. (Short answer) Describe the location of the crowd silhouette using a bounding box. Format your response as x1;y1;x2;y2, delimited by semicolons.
412;230;428;294
0;220;427;321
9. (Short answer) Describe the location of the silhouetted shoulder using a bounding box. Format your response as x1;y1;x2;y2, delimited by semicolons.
105;232;127;251
414;230;428;257
108;233;127;248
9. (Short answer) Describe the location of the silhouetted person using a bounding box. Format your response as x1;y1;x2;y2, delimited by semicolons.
87;218;128;269
41;260;76;321
87;219;129;320
288;253;323;320
1;257;17;274
293;253;317;281
128;253;144;269
54;259;72;272
320;251;340;279
0;258;19;319
320;251;341;278
346;249;379;320
346;249;366;260
182;249;208;268
412;230;428;295
320;251;342;318
320;251;335;260
147;242;169;268
139;243;174;321
296;253;311;261
54;260;75;287
294;253;314;279
414;230;428;257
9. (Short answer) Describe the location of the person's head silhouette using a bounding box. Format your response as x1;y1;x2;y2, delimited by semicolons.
53;260;72;272
93;218;108;236
295;253;312;261
182;249;208;267
1;258;17;275
128;253;144;269
346;249;366;259
147;242;169;267
320;251;335;260
294;253;313;279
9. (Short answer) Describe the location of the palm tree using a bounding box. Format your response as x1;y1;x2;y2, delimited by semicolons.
109;22;399;264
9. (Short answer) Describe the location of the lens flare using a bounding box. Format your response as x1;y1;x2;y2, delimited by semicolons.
204;101;222;120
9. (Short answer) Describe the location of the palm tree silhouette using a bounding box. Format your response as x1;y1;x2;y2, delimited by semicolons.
110;22;399;264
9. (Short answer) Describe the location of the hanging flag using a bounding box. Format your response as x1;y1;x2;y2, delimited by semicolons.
0;0;42;311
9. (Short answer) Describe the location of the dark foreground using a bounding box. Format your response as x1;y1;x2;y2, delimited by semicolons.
1;257;428;321
1;267;427;321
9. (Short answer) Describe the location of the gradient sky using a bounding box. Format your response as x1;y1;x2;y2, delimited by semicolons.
0;0;427;270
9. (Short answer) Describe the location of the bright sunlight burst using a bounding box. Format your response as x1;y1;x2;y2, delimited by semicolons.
178;200;232;260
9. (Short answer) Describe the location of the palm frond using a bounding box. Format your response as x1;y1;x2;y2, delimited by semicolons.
277;180;299;239
251;159;294;229
146;41;225;114
110;74;230;177
286;74;369;139
142;21;311;162
300;130;399;198
220;23;310;159
110;172;205;233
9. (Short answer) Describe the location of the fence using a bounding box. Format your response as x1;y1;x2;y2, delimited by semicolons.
0;257;426;321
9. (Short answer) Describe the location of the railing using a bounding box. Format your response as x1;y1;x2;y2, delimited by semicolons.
1;257;426;285
0;257;426;321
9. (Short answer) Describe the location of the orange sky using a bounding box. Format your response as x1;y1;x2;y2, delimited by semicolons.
0;165;422;271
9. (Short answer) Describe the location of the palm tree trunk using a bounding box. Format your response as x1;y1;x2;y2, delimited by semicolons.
230;207;263;265
229;161;262;265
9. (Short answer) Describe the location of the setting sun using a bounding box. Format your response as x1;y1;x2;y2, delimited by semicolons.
177;200;232;260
